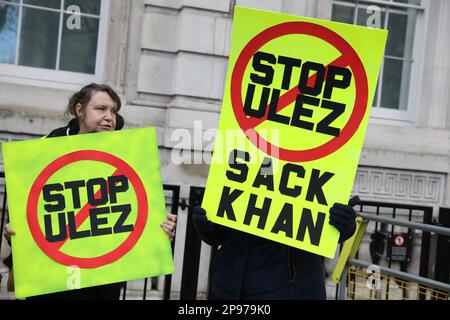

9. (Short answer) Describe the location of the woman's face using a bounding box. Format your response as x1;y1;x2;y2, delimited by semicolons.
76;91;118;134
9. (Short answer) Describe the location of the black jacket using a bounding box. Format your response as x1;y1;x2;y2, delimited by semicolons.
201;224;328;300
47;119;80;137
46;115;124;137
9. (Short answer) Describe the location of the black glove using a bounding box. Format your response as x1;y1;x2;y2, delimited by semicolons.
192;206;229;246
192;206;214;235
329;196;360;243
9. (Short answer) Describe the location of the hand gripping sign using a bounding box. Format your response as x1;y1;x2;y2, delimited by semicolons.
2;127;174;298
202;7;387;258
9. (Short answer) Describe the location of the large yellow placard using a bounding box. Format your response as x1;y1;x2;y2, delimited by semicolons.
202;7;387;258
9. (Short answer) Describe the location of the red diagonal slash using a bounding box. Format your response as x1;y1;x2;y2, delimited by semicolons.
230;21;369;162
242;54;350;131
49;168;124;251
28;150;148;268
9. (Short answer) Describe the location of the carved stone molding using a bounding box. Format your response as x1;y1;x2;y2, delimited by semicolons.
353;167;446;204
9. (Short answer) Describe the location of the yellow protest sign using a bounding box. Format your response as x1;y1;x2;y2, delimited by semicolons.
2;127;173;298
202;7;387;258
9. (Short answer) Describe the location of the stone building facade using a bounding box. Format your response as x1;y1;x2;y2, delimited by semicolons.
1;0;449;299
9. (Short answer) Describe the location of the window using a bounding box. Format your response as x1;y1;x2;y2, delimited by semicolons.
332;0;427;122
0;0;108;86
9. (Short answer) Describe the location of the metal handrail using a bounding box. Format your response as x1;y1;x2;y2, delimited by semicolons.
348;259;450;292
358;212;450;236
335;210;450;299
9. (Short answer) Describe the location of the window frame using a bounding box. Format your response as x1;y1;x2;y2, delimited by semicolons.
0;0;110;89
331;0;429;124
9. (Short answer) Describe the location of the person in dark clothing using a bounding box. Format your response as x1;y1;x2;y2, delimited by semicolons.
3;252;14;293
192;196;359;300
3;83;177;300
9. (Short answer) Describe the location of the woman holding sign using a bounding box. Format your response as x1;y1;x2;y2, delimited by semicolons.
192;197;359;300
3;83;177;300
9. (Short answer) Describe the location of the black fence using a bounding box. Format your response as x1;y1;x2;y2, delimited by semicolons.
177;191;450;300
1;172;449;300
120;184;180;300
435;208;450;286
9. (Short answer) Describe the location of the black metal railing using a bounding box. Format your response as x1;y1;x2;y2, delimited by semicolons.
120;184;181;300
1;174;448;300
434;208;450;288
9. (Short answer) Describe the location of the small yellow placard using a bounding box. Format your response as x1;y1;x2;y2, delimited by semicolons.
2;127;174;298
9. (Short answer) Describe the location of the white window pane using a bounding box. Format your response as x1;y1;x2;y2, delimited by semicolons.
23;0;61;9
18;8;59;69
393;0;421;5
0;3;19;64
332;4;355;24
65;0;101;15
60;15;99;74
381;58;411;110
386;12;415;59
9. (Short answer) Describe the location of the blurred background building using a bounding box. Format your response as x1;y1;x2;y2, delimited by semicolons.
0;0;449;299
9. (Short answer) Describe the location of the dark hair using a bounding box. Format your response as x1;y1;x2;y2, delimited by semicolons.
66;83;124;130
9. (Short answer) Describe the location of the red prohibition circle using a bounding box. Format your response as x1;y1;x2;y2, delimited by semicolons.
27;150;148;269
231;21;369;162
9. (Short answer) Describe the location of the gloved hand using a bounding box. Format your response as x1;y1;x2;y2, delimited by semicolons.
192;206;214;236
192;206;228;246
329;196;360;243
